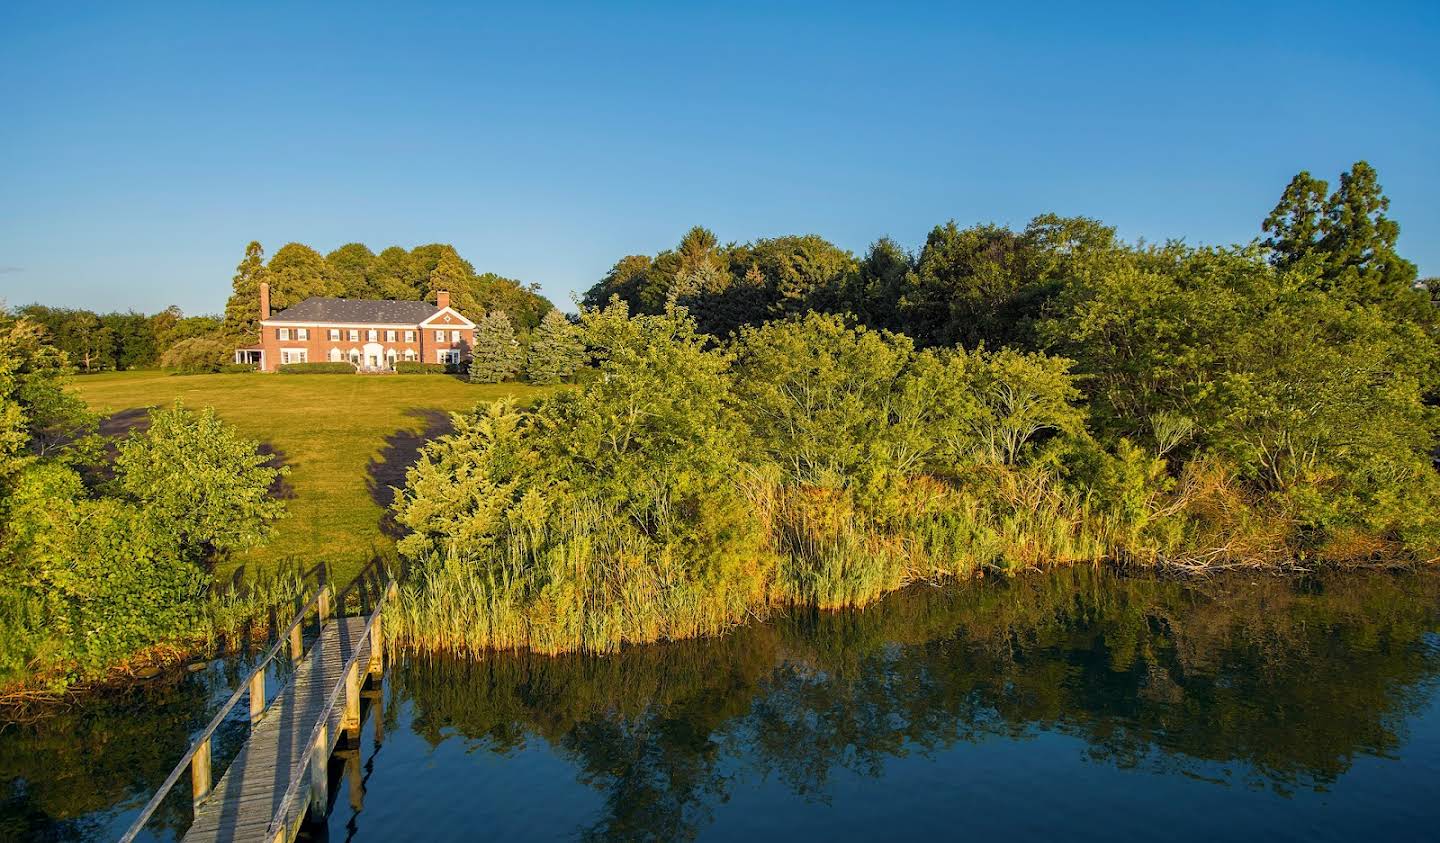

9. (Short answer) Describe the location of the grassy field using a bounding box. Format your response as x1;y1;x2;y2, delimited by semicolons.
71;371;547;586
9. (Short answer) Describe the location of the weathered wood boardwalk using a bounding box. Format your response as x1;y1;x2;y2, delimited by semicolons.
120;569;395;843
183;615;371;843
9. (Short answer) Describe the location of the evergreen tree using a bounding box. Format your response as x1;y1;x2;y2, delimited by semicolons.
223;241;266;336
1262;171;1328;272
1318;161;1417;301
525;308;584;384
469;310;524;383
1263;161;1418;304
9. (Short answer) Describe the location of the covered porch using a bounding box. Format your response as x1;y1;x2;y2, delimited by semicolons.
234;345;263;367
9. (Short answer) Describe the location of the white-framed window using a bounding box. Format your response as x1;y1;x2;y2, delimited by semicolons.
404;330;415;343
435;330;446;343
297;328;309;340
367;329;378;341
386;349;397;368
277;328;291;341
404;348;417;361
348;329;359;342
349;349;360;366
438;350;459;364
280;349;308;365
328;348;342;362
451;330;462;343
329;328;340;341
385;329;396;342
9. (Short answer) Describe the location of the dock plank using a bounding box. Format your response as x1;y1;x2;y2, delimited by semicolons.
183;616;372;843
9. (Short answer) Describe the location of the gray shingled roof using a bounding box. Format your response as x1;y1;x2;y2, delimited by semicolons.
267;297;442;325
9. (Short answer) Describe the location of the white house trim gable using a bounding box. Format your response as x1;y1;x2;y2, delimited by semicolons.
418;307;476;328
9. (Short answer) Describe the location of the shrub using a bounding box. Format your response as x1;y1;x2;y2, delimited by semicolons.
159;336;231;373
1;461;204;682
115;402;289;554
395;361;453;375
218;362;256;373
277;361;356;374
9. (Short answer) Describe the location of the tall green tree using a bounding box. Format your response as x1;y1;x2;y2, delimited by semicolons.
469;310;524;383
842;237;913;331
1261;171;1329;272
370;246;423;300
1263;162;1419;305
264;243;341;311
426;249;472;311
525;308;584;384
223;241;267;335
327;243;377;299
584;254;663;313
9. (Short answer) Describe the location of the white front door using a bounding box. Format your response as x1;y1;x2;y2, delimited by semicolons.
362;342;384;370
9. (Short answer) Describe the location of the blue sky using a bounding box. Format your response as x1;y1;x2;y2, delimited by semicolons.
2;1;1436;315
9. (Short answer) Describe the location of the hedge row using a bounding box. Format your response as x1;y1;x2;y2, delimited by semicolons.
170;362;257;375
394;361;461;375
277;362;357;374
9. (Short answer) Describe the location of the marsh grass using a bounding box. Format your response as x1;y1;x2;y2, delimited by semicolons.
390;468;1138;656
392;499;767;656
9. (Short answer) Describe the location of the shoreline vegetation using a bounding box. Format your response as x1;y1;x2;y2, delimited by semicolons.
385;300;1439;658
4;160;1439;697
388;163;1439;656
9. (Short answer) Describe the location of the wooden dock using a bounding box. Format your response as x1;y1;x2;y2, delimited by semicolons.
121;568;395;843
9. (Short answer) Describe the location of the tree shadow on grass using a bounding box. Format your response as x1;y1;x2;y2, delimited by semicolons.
366;409;455;538
257;443;298;501
98;406;153;438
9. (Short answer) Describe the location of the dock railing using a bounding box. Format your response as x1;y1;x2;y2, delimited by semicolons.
118;559;393;843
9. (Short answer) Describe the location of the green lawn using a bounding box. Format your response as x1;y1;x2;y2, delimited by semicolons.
71;371;547;585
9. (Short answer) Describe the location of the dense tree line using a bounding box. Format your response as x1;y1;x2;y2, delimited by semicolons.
586;161;1432;348
10;304;223;373
393;161;1440;657
224;241;554;338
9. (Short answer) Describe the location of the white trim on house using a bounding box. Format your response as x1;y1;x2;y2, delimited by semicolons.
418;307;476;328
279;347;309;365
260;319;435;329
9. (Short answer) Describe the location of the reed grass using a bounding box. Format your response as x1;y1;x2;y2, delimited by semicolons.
388;467;1152;656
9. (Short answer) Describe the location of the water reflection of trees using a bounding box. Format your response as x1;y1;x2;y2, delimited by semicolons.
0;676;215;841
0;651;276;842
395;568;1440;839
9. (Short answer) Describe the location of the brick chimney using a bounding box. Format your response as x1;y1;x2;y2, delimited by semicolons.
436;289;450;310
259;281;271;320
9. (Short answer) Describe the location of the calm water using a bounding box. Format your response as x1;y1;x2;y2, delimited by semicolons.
5;567;1440;841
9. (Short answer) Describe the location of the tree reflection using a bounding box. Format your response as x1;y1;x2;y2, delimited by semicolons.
0;674;216;841
396;568;1440;839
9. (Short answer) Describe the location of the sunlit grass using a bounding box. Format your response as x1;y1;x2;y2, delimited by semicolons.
71;370;551;585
